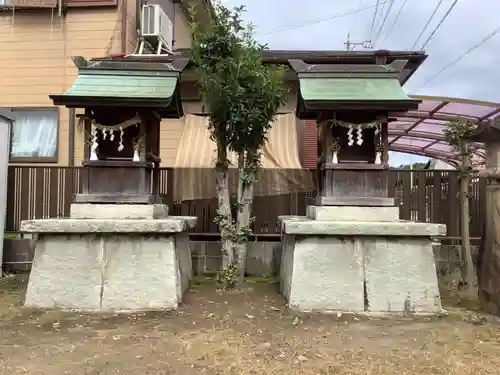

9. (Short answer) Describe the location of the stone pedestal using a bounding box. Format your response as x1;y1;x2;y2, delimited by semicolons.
70;203;169;220
279;206;446;314
21;207;196;311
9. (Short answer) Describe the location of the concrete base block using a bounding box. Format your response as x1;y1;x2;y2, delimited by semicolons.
25;232;193;311
306;205;400;221
279;218;444;314
364;238;441;313
280;235;365;312
70;203;168;220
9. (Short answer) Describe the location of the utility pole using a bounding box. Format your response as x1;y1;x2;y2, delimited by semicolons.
344;33;372;51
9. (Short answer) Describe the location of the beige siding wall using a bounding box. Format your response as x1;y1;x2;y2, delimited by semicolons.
173;6;191;49
0;6;127;166
0;2;236;168
126;0;138;53
156;5;192;166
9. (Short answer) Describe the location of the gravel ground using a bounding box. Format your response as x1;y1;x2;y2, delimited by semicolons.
0;275;499;375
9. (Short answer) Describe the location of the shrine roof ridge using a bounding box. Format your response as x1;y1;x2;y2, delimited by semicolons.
90;49;427;84
288;59;408;76
71;56;190;74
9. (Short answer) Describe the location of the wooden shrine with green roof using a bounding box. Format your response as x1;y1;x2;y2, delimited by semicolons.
50;56;189;204
290;58;421;206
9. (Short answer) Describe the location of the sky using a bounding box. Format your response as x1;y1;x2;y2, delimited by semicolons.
218;0;500;166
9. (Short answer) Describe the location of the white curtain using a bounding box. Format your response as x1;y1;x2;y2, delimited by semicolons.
11;110;58;158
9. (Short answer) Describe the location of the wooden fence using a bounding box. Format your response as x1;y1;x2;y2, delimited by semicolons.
5;167;486;238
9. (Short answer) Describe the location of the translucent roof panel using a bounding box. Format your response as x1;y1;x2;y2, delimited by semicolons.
388;95;500;167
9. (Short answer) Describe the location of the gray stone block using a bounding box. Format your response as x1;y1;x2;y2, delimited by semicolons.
316;196;395;206
306;205;400;221
70;204;169;220
20;218;197;234
25;232;193;311
284;236;365;312
364;238;442;313
283;219;446;237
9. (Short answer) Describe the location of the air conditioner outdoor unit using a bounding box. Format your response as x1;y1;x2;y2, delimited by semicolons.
141;4;173;53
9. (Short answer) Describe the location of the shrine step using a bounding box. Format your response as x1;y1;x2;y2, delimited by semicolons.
306;205;399;222
74;193;157;205
316;196;395;207
70;203;168;220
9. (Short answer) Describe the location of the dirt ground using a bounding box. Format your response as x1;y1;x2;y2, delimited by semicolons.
1;275;499;375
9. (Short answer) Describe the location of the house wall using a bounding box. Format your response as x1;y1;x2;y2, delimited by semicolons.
0;6;125;166
0;0;194;167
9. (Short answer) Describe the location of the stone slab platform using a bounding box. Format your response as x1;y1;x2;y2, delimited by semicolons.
280;234;442;314
20;217;197;234
306;205;400;221
24;232;193;311
282;219;446;237
70;203;168;220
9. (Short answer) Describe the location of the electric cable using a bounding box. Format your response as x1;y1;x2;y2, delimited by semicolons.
260;0;392;36
410;0;445;50
417;25;500;89
420;0;459;50
370;0;382;39
382;0;409;43
372;0;396;48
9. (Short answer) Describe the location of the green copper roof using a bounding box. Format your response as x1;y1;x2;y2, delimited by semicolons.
50;69;184;117
299;77;412;101
63;70;178;99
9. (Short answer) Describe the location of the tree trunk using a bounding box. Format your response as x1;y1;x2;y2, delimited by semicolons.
215;148;234;267
235;152;254;287
460;149;475;284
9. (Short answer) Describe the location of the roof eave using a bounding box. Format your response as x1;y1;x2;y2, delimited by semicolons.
98;49;426;85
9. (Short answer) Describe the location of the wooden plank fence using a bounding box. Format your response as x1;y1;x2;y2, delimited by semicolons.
4;167;486;238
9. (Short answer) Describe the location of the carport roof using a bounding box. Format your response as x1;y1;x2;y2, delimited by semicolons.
388;95;500;168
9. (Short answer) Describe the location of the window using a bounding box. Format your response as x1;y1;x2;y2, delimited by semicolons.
10;108;58;163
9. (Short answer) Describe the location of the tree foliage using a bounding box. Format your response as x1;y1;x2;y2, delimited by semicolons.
190;3;287;166
189;2;287;287
443;119;477;154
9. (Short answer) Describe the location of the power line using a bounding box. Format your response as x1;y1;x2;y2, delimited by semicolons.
382;0;409;43
410;0;445;50
372;0;396;48
260;0;392;36
370;0;382;39
420;0;459;50
417;25;500;90
372;0;386;40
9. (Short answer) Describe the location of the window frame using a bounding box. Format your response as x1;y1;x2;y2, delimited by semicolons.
64;0;117;7
0;0;117;9
8;107;60;164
